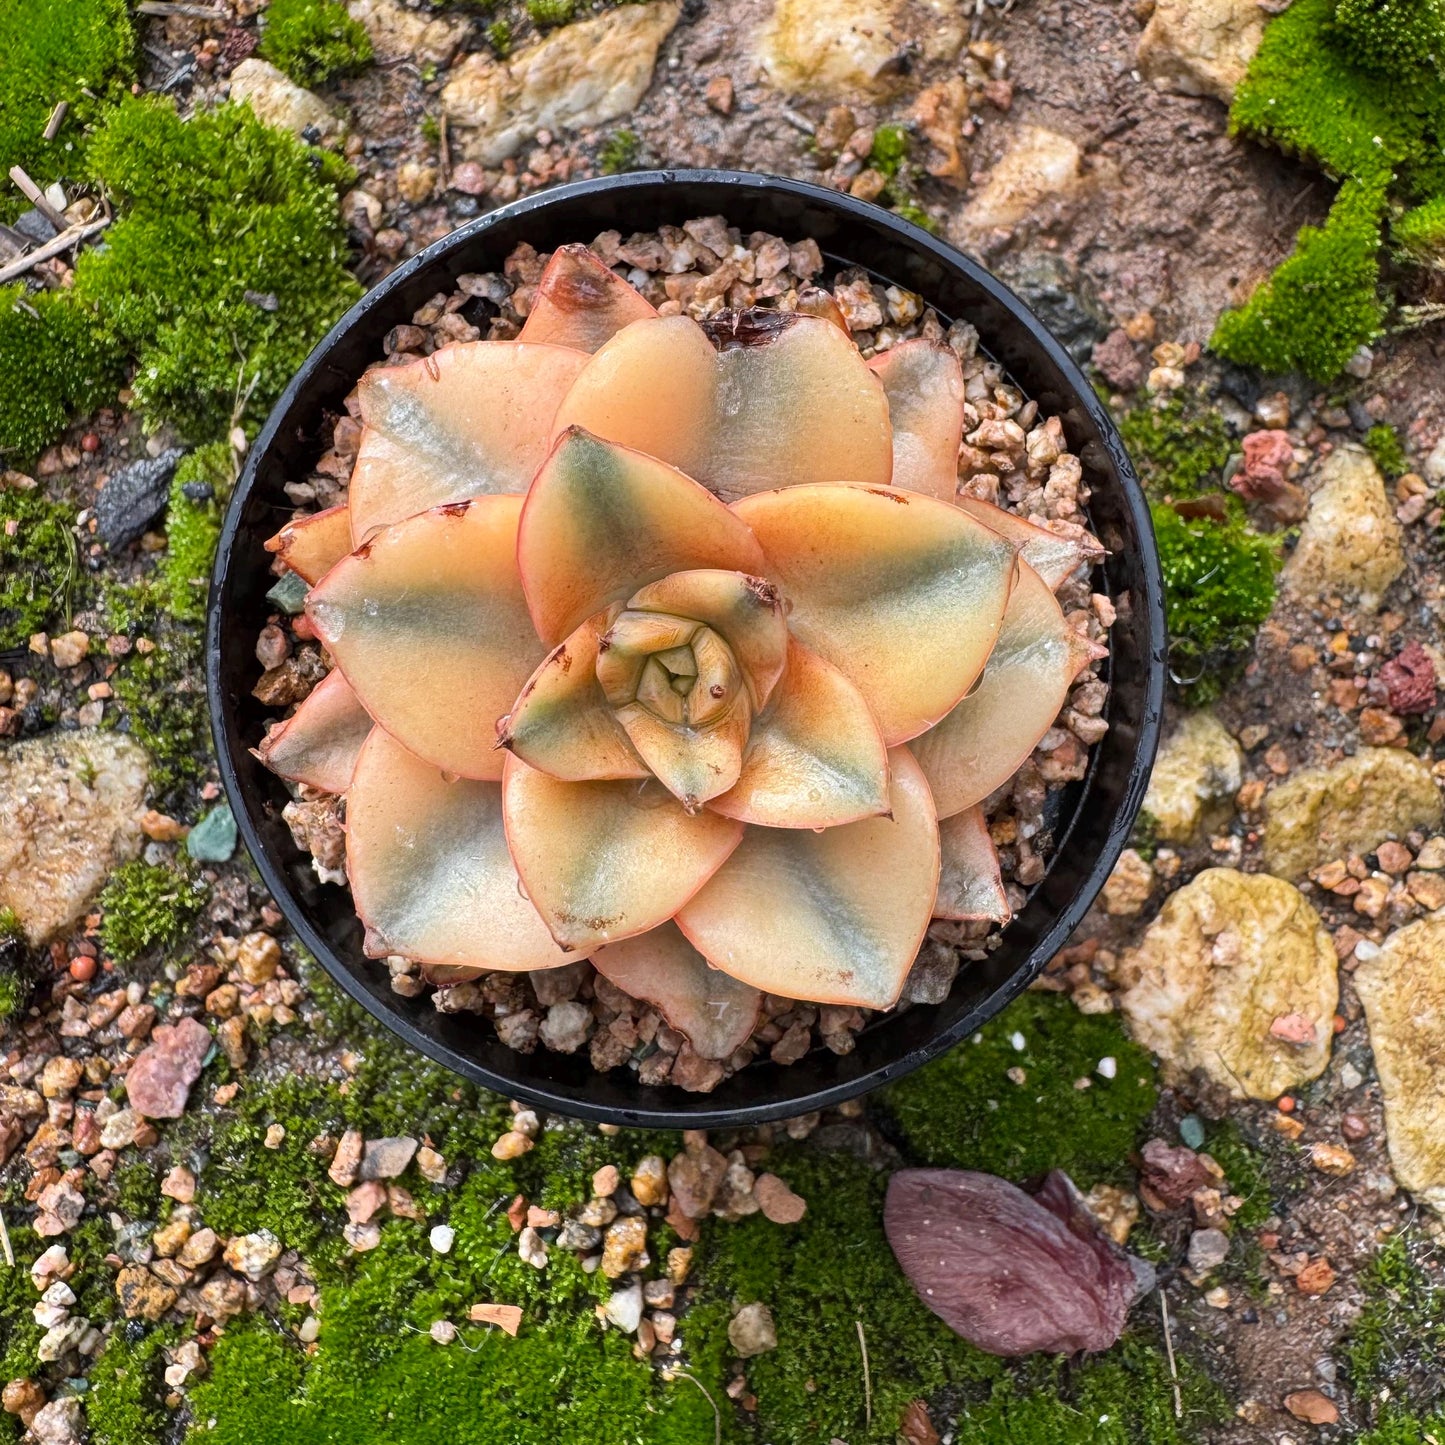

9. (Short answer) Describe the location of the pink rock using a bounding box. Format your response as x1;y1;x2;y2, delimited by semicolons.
1269;1012;1318;1045
125;1016;212;1119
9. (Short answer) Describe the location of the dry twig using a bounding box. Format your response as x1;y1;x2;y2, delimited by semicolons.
0;216;109;287
857;1318;872;1429
1160;1289;1183;1420
7;165;68;232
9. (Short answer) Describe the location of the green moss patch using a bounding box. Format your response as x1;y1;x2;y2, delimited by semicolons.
0;0;135;225
164;443;233;623
260;0;374;88
1364;423;1408;477
1120;393;1233;501
880;991;1158;1186
0;484;80;646
98;859;207;962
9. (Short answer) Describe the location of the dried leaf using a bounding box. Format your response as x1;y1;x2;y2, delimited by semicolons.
885;1168;1145;1356
900;1399;942;1445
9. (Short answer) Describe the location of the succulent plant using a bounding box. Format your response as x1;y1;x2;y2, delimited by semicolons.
258;242;1106;1057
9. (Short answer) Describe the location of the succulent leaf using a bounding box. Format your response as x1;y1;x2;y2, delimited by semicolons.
675;745;939;1009
348;341;587;543
518;243;658;353
592;921;762;1060
733;483;1019;744
501;610;649;781
954;495;1105;591
552;313;893;501
911;560;1103;818
306;496;539;780
254;666;372;794
934;806;1011;921
264;502;354;586
346;728;580;975
709;638;889;829
501;755;744;952
517;427;766;645
868;340;967;501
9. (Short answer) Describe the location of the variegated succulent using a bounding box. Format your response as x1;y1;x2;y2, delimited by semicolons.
257;243;1106;1062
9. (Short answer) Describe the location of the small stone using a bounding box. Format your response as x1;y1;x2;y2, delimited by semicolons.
540;1000;592;1053
152;1217;191;1258
1284;1388;1339;1425
643;1278;675;1309
430;1224;455;1254
728;1301;777;1357
1308;1141;1357;1177
518;1226;548;1269
754;1173;807;1225
36;1317;89;1362
705;74;734;114
491;1130;533;1160
592;1164;620;1198
396;161;438;205
125;1016;212;1120
115;1265;177;1321
177;1228;219;1268
329;1128;364;1186
416;1146;446;1183
94;449;183;548
1136;0;1265;102
343;1222;382;1252
429;1319;457;1345
237;931;282;983
1415;836;1445;870
603;1281;644;1333
40;1057;82;1099
957;126;1086;240
2;1378;45;1427
29;1397;84;1445
1296;1258;1336;1295
601;1216;649;1278
160;1165;196;1203
1142;712;1244;843
1178;1114;1206;1150
186;805;237;863
264;1123;287;1150
666;1246;693;1285
668;1142;728;1218
347;1180;387;1224
48;631;90;669
630;1155;668;1207
223;1229;282;1281
1101;848;1154;916
360;1136;418;1181
1187;1228;1230;1273
230;58;342;141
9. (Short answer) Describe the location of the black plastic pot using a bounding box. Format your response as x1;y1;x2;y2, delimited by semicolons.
208;169;1165;1128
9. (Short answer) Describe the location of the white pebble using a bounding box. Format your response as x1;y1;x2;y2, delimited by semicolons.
1354;939;1382;962
430;1224;455;1254
1096;1056;1118;1080
298;1315;320;1343
1009;1031;1026;1052
430;1319;457;1345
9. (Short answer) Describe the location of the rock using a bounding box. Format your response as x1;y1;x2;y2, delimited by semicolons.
0;731;148;944
1283;446;1404;613
630;1154;668;1207
178;1228;219;1268
1283;1388;1340;1425
757;0;905;99
603;1280;643;1333
347;0;467;65
230;59;343;142
517;1226;548;1269
36;1317;88;1363
1423;434;1445;487
35;1181;84;1232
539;1000;591;1053
469;1301;523;1334
1136;0;1266;103
1117;868;1337;1100
186;804;237;863
430;1224;455;1254
754;1172;807;1224
997;252;1109;365
1354;915;1445;1210
1;1378;45;1428
1092;328;1144;391
727;1301;777;1357
222;1229;282;1280
125;1016;212;1119
1309;1141;1357;1177
442;3;680;165
328;1127;364;1186
29;1398;84;1445
1100;848;1154;916
1263;748;1442;880
667;1141;729;1218
94;449;184;549
1187;1227;1230;1273
956;127;1086;241
601;1216;649;1278
1142;711;1245;843
115;1265;177;1321
359;1135;418;1180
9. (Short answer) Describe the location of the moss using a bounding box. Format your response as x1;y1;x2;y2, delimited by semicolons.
0;0;136;225
1119;393;1234;500
891;199;941;234
599;128;641;175
1131;808;1160;862
1395;194;1445;259
1348;1230;1445;1425
1359;1413;1445;1445
112;1159;162;1221
1365;422;1408;477
526;0;575;25
98;859;207;962
88;1324;182;1445
880;991;1158;1187
74;95;362;441
869;123;911;179
1332;0;1445;71
1204;1121;1274;1231
260;0;374;87
0;484;80;646
163;442;233;622
486;17;513;53
1212;179;1388;381
1151;500;1280;705
0;285;122;463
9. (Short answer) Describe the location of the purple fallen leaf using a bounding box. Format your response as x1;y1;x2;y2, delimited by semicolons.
885;1168;1147;1356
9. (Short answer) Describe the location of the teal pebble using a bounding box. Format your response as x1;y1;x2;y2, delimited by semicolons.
265;571;310;614
187;803;238;862
1179;1113;1206;1150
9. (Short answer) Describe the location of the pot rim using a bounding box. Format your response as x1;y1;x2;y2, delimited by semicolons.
207;168;1165;1127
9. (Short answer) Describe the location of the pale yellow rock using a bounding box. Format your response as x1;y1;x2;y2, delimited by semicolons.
1117;868;1337;1100
1137;0;1267;103
1263;748;1442;880
756;0;907;99
1283;446;1404;613
349;0;468;65
230;59;343;142
442;3;680;166
0;731;149;944
955;126;1085;239
1101;847;1155;916
1355;915;1445;1211
1143;711;1244;843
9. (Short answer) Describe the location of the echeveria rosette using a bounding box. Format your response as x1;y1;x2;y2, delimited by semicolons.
256;244;1107;1051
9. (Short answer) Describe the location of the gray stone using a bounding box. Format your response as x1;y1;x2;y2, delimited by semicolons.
359;1135;418;1181
1187;1228;1230;1273
728;1301;778;1357
603;1280;643;1333
94;449;184;549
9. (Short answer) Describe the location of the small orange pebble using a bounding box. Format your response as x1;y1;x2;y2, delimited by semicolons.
1278;1096;1296;1113
1333;1015;1347;1034
69;956;97;981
